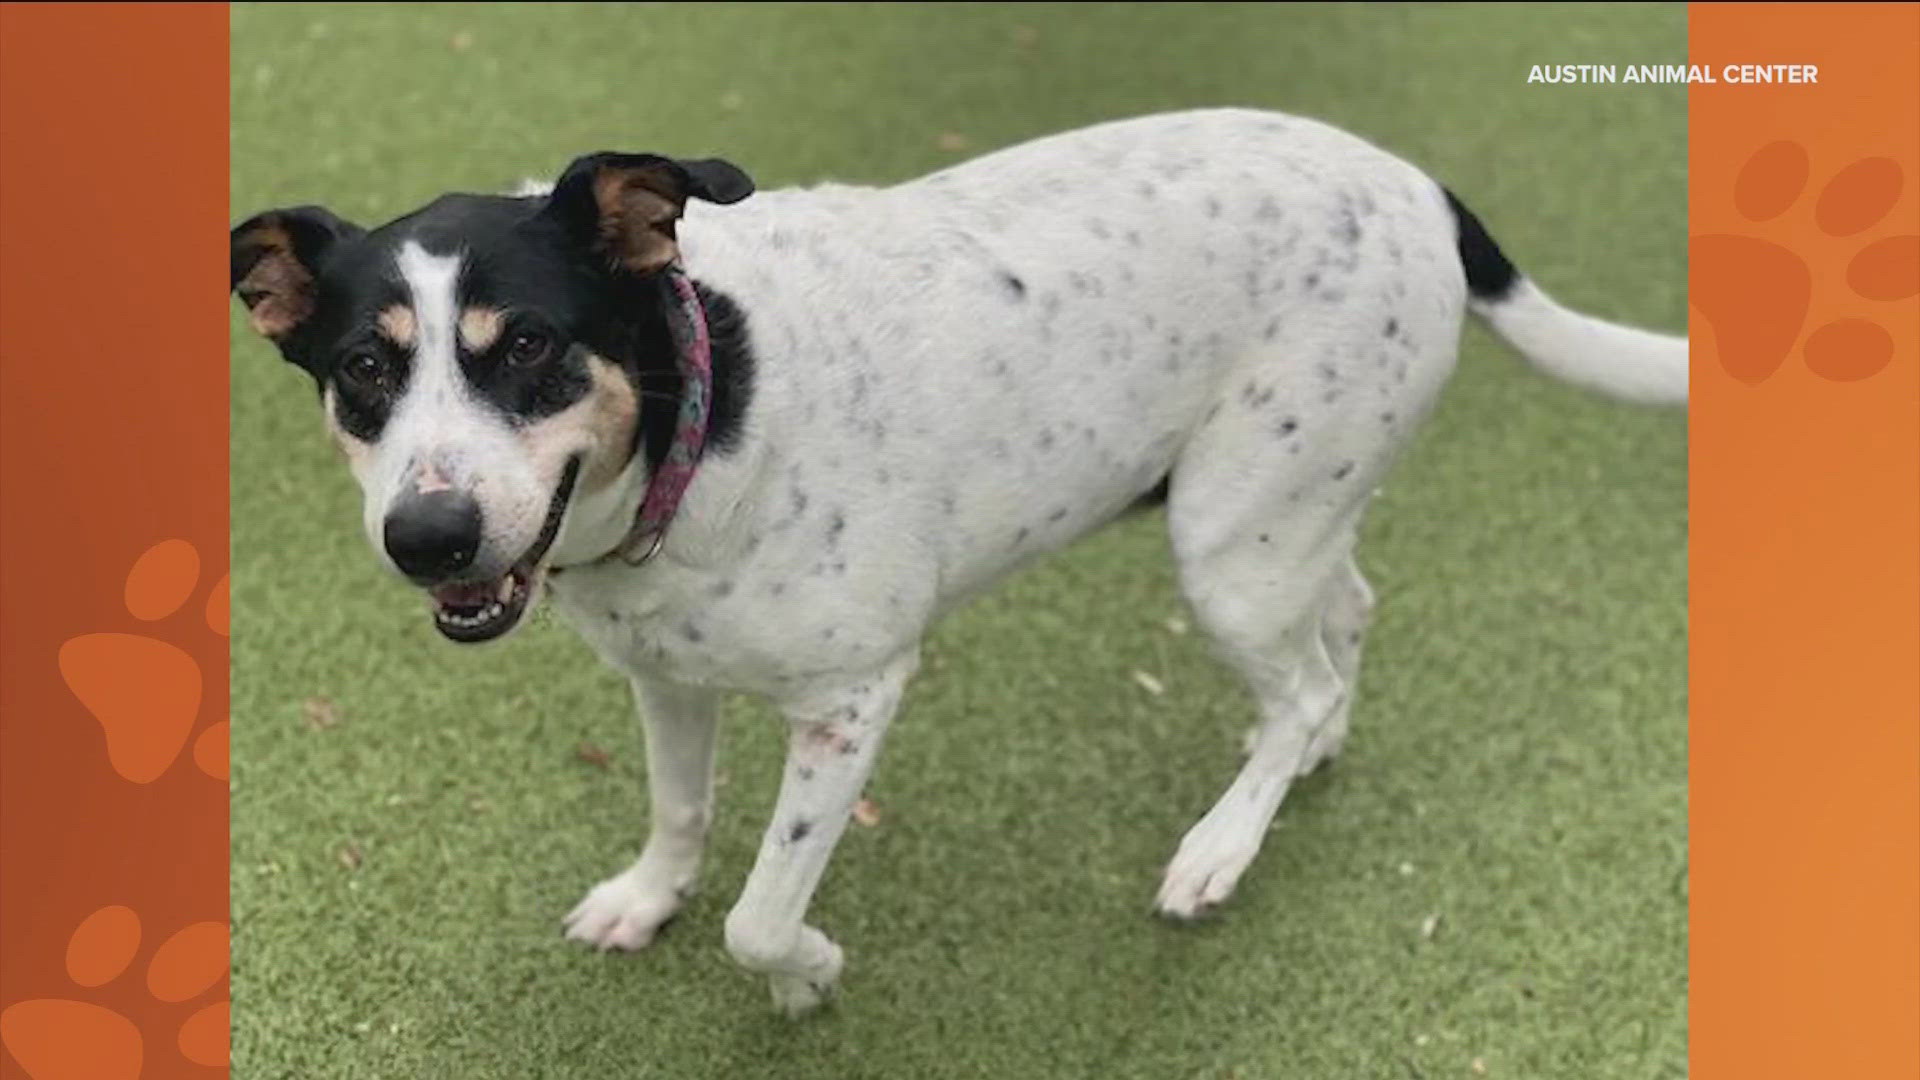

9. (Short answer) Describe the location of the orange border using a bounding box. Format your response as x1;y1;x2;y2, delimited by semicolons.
1690;5;1920;1078
0;4;230;1077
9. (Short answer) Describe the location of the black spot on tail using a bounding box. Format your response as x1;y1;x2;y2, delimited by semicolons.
1443;188;1518;302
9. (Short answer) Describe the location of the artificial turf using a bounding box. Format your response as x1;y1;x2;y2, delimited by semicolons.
229;4;1689;1077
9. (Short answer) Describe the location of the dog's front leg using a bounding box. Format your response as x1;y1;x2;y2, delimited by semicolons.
564;677;719;950
724;652;917;1016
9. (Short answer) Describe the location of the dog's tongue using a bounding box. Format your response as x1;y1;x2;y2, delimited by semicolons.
431;578;502;610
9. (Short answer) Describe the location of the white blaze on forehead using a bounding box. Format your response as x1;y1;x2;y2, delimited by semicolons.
396;241;464;400
379;241;493;501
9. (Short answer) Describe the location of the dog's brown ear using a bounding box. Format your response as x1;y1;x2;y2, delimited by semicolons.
230;207;362;339
541;153;754;275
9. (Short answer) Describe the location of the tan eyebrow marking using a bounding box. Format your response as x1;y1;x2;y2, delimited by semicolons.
376;305;416;347
459;307;506;352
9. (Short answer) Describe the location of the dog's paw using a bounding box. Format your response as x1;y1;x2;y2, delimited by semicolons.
765;940;844;1018
1153;828;1261;920
561;868;690;952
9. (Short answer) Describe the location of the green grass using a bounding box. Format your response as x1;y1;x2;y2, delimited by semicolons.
230;4;1688;1077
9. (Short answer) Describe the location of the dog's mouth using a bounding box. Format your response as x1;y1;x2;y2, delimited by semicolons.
427;456;582;644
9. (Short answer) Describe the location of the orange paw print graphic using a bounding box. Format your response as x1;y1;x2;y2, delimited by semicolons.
1692;142;1919;384
58;540;228;783
0;906;228;1077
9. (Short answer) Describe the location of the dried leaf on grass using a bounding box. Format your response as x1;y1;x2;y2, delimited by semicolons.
302;697;340;731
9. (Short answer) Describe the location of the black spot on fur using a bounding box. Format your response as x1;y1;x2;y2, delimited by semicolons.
1444;188;1519;301
998;271;1027;299
1277;417;1298;437
788;820;812;843
1333;209;1361;245
1332;462;1355;480
1383;317;1399;338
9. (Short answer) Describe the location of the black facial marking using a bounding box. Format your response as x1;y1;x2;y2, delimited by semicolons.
239;190;758;481
328;330;411;442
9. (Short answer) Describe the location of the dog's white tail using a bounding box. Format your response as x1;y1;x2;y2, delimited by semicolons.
1446;188;1688;406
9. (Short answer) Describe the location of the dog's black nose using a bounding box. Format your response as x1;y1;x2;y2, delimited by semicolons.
383;491;483;581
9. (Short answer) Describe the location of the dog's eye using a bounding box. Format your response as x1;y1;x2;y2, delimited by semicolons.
505;331;551;368
341;351;383;387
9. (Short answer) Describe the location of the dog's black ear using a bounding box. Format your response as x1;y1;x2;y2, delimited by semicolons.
230;206;363;339
540;153;754;274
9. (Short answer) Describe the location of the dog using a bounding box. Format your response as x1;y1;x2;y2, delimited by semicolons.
230;108;1685;1015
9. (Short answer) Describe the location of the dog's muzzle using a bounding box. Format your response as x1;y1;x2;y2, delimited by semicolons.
398;456;582;644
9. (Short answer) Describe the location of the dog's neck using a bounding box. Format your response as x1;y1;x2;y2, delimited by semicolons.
550;266;763;572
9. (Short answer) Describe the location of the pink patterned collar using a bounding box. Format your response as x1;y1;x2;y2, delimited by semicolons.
612;265;713;566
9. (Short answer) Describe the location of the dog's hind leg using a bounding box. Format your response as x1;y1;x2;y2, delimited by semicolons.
723;651;918;1016
564;678;720;950
1152;402;1376;918
1296;554;1374;777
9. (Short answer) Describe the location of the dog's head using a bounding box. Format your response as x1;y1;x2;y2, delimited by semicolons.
231;153;753;643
